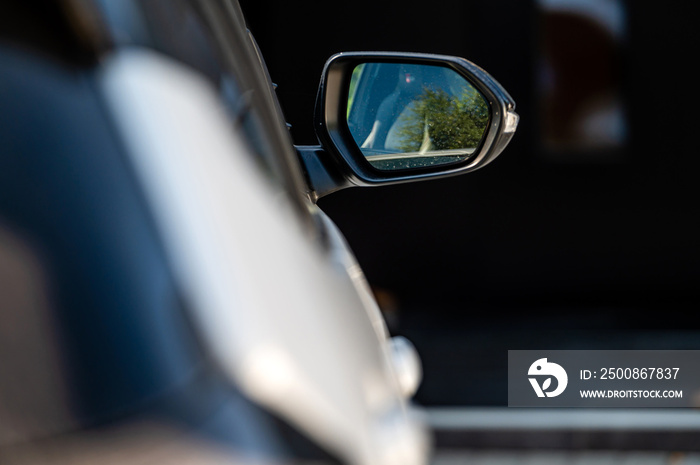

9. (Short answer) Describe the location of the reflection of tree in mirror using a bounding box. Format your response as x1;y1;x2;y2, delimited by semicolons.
395;88;489;152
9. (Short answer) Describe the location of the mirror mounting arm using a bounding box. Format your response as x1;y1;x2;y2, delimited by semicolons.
295;145;353;202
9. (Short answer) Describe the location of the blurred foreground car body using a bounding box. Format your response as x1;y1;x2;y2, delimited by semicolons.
0;1;515;464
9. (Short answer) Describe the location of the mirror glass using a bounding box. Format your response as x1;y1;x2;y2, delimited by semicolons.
347;62;490;171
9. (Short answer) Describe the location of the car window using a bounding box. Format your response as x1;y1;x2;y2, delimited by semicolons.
95;0;310;215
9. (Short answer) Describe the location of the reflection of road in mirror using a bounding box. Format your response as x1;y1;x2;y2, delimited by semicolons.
346;61;490;171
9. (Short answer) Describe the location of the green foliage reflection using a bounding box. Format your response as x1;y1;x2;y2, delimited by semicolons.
394;88;489;153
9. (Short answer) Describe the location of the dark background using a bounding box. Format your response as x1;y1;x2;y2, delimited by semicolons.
238;0;700;406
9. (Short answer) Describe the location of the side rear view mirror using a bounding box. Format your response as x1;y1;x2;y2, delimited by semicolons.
296;52;518;200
